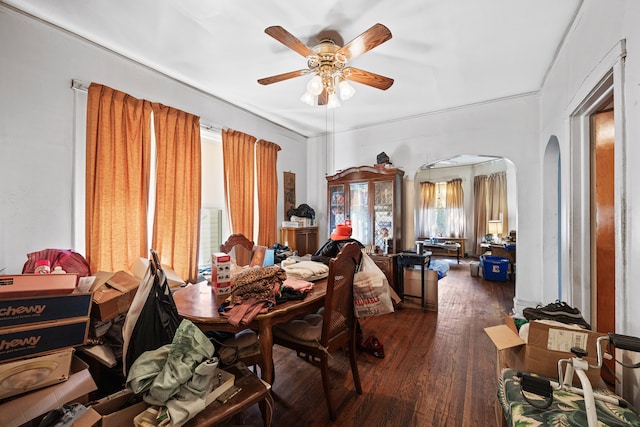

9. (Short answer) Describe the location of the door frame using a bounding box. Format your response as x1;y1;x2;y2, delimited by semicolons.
566;40;627;393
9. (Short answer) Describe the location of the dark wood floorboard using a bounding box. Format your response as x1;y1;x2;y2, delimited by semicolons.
219;258;515;427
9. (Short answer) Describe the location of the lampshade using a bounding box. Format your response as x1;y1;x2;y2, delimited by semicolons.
487;220;503;236
339;79;355;100
327;92;341;109
300;90;315;106
306;75;324;96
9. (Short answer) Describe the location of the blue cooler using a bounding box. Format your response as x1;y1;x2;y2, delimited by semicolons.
480;255;509;281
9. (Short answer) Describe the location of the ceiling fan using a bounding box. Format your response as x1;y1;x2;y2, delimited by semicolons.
257;23;394;108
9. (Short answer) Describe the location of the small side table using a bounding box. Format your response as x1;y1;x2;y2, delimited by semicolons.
397;251;431;311
185;362;273;427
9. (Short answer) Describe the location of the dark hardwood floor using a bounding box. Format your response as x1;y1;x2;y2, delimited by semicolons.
221;258;515;426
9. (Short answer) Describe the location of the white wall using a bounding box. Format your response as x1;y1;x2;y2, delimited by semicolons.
0;6;307;273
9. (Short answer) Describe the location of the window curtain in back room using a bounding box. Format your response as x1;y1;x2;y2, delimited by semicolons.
445;178;464;238
417;181;436;237
487;171;508;235
86;83;152;274
473;175;488;255
222;129;256;238
151;103;202;283
256;139;281;247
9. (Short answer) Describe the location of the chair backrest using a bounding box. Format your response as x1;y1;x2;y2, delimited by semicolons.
221;234;254;267
321;241;362;347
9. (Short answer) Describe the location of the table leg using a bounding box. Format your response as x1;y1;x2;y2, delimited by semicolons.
259;392;274;427
420;262;425;311
259;321;275;385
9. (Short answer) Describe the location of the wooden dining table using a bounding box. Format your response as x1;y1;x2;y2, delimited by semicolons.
173;278;327;385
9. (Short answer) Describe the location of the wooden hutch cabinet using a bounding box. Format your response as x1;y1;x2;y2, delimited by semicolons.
326;165;404;254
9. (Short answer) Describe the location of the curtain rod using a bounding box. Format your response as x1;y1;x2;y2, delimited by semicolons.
71;79;223;133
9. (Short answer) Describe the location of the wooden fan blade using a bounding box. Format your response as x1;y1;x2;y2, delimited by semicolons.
343;67;394;90
337;23;392;61
318;89;328;105
265;26;315;58
258;69;311;85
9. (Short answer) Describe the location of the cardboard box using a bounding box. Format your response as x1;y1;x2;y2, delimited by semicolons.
74;389;148;427
485;316;606;386
212;253;231;264
0;355;97;427
0;317;88;363
0;347;74;400
0;274;78;299
0;290;91;329
213;282;232;295
404;268;438;311
129;257;186;290
90;271;140;321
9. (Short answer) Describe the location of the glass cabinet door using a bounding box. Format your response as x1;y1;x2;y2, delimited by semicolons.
349;182;370;245
328;184;345;234
374;181;393;251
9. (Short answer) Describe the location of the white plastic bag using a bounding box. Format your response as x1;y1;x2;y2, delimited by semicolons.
353;251;394;317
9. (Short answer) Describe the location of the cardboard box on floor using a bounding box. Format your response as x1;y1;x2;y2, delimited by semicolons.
0;356;97;427
0;317;89;363
404;268;438;311
73;389;148;427
484;315;606;386
0;290;92;329
0;347;75;400
89;271;140;321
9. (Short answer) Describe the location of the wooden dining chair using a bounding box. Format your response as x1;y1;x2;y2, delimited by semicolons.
218;234;264;374
220;233;255;268
272;241;363;420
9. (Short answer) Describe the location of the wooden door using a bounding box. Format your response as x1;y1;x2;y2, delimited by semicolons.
591;107;615;384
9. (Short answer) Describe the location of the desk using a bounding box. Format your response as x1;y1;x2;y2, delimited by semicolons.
185;362;273;427
423;242;461;263
397;251;431;311
173;280;327;385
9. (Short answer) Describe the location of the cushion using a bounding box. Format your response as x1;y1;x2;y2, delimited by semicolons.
274;313;323;341
223;329;258;348
498;368;640;426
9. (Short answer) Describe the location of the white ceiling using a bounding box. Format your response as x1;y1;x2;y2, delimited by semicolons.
5;0;582;138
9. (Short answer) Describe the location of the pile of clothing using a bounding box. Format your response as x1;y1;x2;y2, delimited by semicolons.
126;319;218;426
220;265;286;326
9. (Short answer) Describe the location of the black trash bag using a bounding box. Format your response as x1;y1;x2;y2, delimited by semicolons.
122;249;181;375
287;203;315;219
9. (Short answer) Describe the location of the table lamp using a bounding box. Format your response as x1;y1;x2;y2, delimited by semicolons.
487;220;503;243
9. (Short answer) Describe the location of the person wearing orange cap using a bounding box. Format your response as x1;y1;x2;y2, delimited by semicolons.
311;220;364;265
310;220;385;358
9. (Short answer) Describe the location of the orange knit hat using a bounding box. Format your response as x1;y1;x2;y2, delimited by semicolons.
331;220;352;240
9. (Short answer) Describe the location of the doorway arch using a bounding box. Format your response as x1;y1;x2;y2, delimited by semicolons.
542;136;562;302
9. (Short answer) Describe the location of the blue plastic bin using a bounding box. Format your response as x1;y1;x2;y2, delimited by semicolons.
480;255;509;281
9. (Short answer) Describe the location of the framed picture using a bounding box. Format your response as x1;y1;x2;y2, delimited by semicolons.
284;171;296;220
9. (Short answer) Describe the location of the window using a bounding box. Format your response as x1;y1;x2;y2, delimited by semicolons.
418;178;464;238
73;83;228;269
433;182;447;236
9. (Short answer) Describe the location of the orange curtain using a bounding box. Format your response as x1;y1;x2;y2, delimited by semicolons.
86;83;152;274
222;129;256;238
151;103;202;283
256;139;281;246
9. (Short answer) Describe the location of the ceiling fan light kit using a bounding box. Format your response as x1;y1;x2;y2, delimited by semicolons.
258;24;394;108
